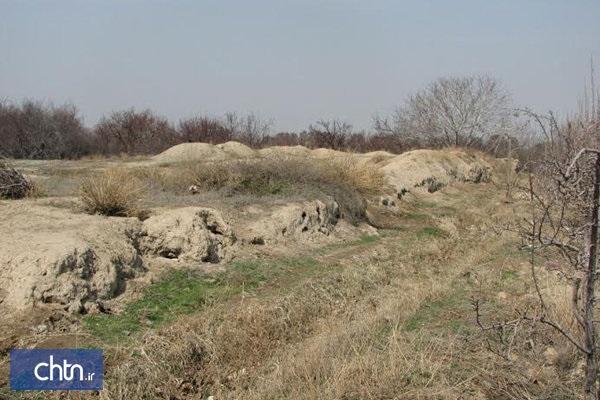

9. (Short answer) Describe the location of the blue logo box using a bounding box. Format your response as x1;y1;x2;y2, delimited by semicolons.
10;349;103;391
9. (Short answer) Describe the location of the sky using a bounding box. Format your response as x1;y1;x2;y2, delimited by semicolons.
1;0;599;132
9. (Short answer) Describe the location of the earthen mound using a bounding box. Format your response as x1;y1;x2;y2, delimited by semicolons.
153;143;227;164
381;149;492;194
215;141;257;158
0;203;143;313
140;207;235;263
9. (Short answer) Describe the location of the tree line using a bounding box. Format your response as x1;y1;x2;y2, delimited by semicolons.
0;75;525;159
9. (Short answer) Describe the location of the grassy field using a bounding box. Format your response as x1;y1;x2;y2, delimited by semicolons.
2;179;579;399
0;160;581;399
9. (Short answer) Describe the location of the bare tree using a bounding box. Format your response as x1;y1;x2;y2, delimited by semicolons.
178;116;232;144
525;148;599;399
0;100;91;159
385;75;512;147
475;107;600;398
94;109;176;154
308;119;351;150
223;112;271;147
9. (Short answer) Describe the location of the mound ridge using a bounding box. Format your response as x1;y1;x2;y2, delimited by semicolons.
153;142;492;194
381;149;492;193
153;142;227;164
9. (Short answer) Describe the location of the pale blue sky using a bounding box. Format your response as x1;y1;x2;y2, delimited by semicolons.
1;0;599;131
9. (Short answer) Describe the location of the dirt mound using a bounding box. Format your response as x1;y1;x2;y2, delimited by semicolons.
363;150;395;164
140;207;235;263
153;143;227;164
242;200;340;244
259;145;312;158
310;148;347;159
215;141;257;158
0;203;239;314
0;203;143;313
381;149;492;194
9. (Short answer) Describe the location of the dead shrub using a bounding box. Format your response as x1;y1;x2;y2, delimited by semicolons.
182;161;243;192
79;168;146;217
130;166;172;191
0;159;34;199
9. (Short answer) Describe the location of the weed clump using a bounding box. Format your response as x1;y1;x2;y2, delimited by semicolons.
79;168;146;217
466;164;491;183
416;176;446;193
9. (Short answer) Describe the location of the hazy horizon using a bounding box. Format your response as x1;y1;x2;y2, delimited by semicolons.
1;0;599;132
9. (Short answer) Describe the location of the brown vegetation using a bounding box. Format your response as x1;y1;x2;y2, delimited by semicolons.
178;155;383;195
474;73;600;398
94;109;177;155
0;158;34;199
154;155;383;223
79;168;146;217
0;100;91;159
0;75;531;160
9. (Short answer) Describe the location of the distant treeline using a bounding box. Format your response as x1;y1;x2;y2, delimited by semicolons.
0;76;529;159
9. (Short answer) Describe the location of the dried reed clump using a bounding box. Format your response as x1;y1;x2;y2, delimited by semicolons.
167;155;383;223
326;155;386;195
79;168;146;217
177;155;385;196
0;158;33;199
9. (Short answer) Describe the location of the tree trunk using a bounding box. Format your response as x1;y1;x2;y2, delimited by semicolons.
584;154;600;400
505;134;513;201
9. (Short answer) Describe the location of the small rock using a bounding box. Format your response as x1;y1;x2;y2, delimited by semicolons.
380;196;396;207
67;301;84;314
32;324;48;334
397;188;409;199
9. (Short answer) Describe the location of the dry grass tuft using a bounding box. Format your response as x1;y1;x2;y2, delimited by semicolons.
326;155;386;195
79;168;146;217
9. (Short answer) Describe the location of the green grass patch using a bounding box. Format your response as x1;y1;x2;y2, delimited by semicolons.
230;256;319;286
501;269;519;281
85;256;319;342
403;288;468;333
404;212;429;221
415;200;439;209
403;368;434;387
416;226;444;238
85;270;226;342
371;320;396;351
317;234;382;254
237;176;292;195
356;234;380;245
